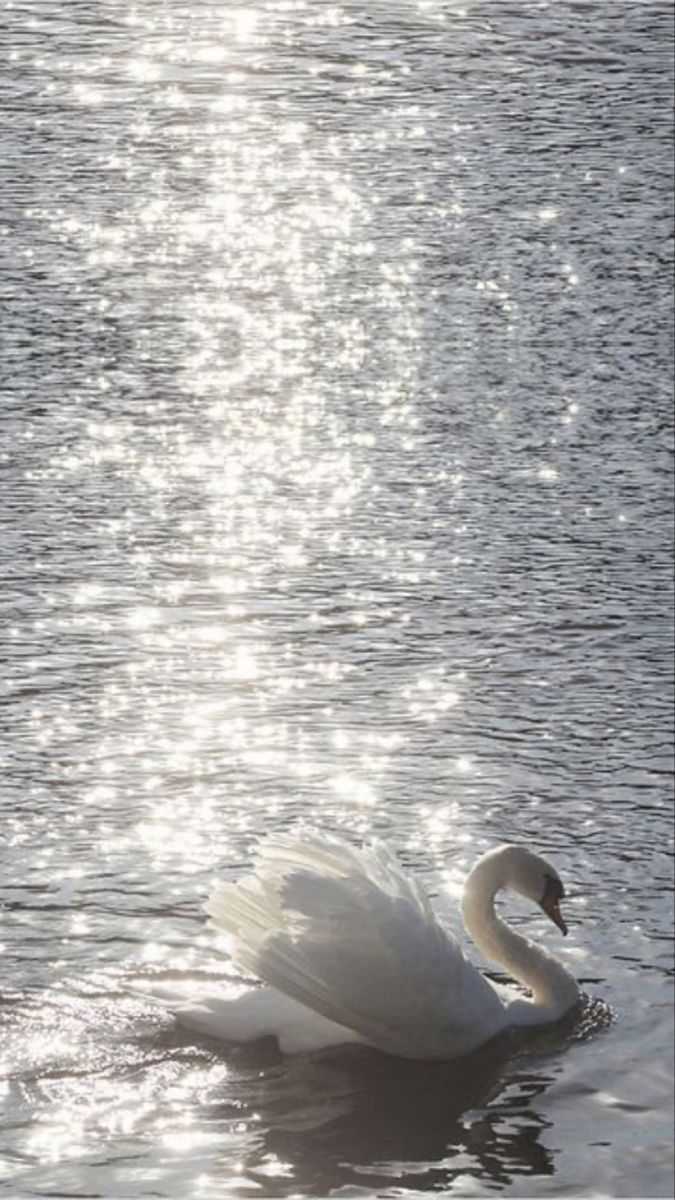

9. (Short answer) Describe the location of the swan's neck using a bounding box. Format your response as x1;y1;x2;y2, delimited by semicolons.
461;858;579;1025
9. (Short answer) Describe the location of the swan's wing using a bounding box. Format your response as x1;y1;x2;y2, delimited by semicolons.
206;833;503;1059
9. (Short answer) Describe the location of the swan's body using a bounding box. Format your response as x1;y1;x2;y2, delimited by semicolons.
170;835;579;1060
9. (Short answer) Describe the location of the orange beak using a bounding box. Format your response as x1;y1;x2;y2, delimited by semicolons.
540;895;568;936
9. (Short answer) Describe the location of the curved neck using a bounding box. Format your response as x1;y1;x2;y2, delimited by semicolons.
461;855;579;1024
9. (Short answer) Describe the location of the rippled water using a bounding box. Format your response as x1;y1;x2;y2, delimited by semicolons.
1;2;673;1197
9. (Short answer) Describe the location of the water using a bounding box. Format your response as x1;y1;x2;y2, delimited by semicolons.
1;1;673;1196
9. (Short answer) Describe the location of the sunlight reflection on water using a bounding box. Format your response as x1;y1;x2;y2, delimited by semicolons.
1;0;673;1197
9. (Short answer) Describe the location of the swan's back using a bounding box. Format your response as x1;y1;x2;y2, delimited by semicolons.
206;833;506;1059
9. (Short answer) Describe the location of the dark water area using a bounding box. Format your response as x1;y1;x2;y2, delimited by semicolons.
1;1;673;1197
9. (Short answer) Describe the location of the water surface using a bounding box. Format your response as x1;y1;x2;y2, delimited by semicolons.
1;2;673;1197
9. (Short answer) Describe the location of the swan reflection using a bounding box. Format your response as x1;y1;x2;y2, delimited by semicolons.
206;1033;565;1195
187;993;610;1195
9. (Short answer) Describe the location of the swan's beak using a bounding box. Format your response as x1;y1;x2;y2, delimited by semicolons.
539;873;568;935
540;896;568;936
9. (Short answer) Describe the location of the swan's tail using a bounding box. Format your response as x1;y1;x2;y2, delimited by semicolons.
131;978;361;1052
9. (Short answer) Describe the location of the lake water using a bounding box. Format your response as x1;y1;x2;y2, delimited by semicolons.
1;1;673;1197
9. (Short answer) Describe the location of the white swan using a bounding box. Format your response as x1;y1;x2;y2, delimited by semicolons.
168;833;580;1060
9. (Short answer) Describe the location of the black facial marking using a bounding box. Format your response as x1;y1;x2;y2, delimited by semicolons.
543;872;564;903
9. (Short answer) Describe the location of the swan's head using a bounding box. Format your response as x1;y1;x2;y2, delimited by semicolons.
497;845;568;936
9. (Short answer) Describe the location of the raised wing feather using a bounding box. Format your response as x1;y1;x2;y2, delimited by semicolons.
206;833;504;1059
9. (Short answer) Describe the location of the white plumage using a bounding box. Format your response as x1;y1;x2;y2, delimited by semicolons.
161;831;579;1060
203;833;504;1058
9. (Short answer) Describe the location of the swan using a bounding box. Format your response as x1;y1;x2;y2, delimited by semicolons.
164;833;580;1060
